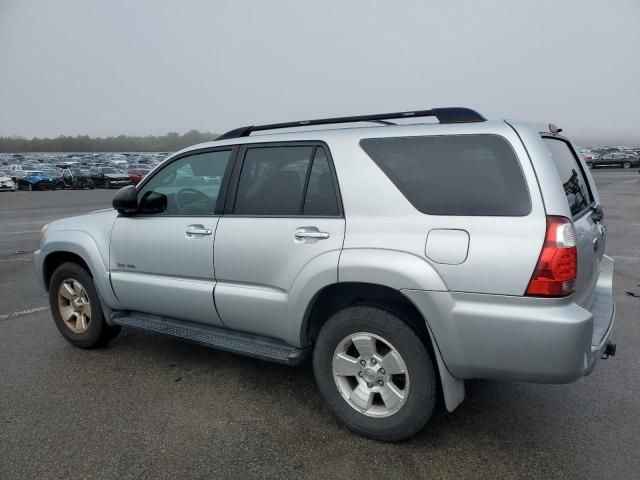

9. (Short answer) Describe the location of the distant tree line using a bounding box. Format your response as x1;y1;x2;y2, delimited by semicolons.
0;130;220;152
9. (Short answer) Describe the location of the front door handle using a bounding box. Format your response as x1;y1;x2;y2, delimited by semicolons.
294;227;330;240
186;225;213;236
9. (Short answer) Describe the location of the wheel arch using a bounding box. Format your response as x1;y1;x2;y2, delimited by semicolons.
302;281;465;411
39;231;121;311
43;251;92;290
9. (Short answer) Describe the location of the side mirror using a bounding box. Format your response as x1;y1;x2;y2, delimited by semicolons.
112;185;139;214
138;191;167;214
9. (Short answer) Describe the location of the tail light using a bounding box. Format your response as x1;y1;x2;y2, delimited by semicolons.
526;216;577;297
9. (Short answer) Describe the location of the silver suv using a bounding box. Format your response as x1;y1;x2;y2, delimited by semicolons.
34;108;616;441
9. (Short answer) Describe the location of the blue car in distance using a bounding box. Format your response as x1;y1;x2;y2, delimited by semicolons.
16;170;57;191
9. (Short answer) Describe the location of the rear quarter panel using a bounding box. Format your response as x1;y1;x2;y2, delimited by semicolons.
329;121;547;296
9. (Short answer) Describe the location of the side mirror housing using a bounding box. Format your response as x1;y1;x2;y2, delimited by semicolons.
112;185;138;214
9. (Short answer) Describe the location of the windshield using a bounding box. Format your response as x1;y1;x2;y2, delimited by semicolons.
102;167;119;174
70;170;90;177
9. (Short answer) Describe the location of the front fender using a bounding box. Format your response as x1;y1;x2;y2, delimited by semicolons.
39;230;121;310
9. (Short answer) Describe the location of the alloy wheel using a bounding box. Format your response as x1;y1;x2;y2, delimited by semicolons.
332;332;410;417
57;278;92;333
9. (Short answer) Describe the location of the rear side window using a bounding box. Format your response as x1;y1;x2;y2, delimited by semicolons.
543;137;593;217
234;146;314;215
234;145;341;216
360;134;531;216
303;148;340;216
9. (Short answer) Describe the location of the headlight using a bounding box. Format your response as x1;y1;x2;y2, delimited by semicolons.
40;224;48;239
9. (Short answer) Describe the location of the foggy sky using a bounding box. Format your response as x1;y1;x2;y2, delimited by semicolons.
1;0;639;145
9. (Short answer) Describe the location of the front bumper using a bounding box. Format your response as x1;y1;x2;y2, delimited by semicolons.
403;255;616;384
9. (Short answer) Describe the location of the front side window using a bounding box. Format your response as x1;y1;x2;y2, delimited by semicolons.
543;137;593;216
138;150;232;215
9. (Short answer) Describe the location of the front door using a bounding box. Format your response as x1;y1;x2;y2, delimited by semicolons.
214;144;345;341
109;148;235;325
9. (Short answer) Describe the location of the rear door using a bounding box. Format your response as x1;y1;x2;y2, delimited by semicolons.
542;136;604;304
213;143;345;341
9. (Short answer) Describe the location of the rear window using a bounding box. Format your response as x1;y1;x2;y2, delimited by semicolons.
543;137;593;217
360;134;531;216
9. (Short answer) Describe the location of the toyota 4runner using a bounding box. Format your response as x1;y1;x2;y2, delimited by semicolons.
34;108;616;441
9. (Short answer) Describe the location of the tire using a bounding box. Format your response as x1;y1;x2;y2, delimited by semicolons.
106;179;111;189
27;184;33;191
49;262;121;348
587;162;593;169
313;305;437;441
623;161;631;169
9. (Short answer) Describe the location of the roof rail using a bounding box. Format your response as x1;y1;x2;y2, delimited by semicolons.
217;107;486;140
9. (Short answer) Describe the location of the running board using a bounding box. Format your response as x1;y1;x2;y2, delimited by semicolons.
110;312;308;366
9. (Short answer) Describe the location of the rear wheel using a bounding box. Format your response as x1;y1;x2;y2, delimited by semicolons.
49;262;121;348
27;184;33;191
105;179;111;189
313;305;436;441
586;162;593;169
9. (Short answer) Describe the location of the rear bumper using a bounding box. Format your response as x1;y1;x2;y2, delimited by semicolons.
105;179;130;187
403;255;615;384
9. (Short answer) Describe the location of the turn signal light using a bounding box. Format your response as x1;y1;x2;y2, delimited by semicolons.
526;216;577;297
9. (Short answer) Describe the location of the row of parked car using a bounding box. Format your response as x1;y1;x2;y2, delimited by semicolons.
578;146;640;169
0;164;152;192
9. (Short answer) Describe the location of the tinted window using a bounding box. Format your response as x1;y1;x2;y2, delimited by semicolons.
234;146;314;215
360;135;531;216
303;148;340;216
543;137;592;216
138;150;231;215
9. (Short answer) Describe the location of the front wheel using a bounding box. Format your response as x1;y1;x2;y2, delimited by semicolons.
313;305;437;441
105;179;111;189
587;162;593;169
623;161;631;169
49;262;121;348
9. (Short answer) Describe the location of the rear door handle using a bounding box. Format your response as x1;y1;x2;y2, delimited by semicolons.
294;227;330;240
186;225;213;236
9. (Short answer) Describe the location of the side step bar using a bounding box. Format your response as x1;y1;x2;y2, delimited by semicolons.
111;312;308;366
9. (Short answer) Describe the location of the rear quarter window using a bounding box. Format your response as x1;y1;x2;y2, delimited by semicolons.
360;134;531;216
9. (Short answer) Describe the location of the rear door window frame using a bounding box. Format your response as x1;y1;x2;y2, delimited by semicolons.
223;140;344;218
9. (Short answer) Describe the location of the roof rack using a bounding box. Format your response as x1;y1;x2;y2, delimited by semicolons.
217;107;486;140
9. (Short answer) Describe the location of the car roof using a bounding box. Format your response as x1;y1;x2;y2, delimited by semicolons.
174;119;514;157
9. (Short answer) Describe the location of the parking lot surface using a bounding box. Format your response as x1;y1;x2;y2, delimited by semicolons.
1;171;639;479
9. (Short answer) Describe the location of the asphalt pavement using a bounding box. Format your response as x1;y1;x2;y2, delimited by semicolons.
1;171;639;479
